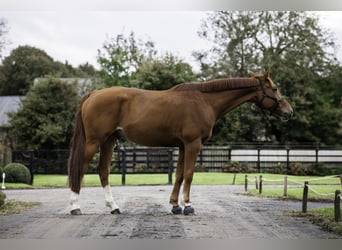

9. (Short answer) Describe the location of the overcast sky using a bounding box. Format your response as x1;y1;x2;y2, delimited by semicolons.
1;11;342;70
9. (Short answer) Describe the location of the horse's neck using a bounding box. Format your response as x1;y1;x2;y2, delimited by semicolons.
204;88;257;120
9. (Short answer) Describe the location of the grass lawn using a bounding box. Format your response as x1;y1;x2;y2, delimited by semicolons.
248;186;340;201
291;208;342;236
0;201;41;216
2;172;341;189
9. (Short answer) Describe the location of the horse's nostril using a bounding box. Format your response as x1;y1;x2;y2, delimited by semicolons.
284;109;293;119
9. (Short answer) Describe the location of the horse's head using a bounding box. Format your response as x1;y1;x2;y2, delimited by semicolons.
252;70;293;121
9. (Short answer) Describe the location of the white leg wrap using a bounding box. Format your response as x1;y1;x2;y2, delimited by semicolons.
104;185;119;211
70;191;81;211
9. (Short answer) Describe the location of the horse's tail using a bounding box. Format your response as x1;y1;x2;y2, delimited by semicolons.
68;93;91;193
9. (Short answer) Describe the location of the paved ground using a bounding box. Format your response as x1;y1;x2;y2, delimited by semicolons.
0;185;340;239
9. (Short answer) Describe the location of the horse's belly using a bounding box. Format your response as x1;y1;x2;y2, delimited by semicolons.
116;126;181;147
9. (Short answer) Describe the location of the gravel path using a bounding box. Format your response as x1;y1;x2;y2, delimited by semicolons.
0;185;340;239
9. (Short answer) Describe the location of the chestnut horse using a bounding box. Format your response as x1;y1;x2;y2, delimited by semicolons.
68;70;293;215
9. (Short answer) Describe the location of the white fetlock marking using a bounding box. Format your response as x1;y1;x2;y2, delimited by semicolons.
70;191;81;211
184;202;192;207
104;185;119;211
180;199;192;207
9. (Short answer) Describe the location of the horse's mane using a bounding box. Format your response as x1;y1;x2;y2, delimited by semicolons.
172;77;259;93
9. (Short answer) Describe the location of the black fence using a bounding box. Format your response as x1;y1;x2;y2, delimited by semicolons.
12;144;342;184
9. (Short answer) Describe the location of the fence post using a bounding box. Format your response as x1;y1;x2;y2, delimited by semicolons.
257;148;261;173
199;148;203;166
283;175;288;197
259;175;263;194
121;149;126;185
228;147;231;162
168;149;173;185
232;173;236;185
29;150;34;185
286;147;290;174
302;181;309;213
339;175;342;188
334;190;341;222
255;176;259;190
315;144;319;166
244;174;248;192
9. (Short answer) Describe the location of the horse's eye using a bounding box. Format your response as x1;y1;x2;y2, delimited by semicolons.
272;88;278;92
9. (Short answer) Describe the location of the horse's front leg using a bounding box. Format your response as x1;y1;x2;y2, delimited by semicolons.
182;139;202;215
169;145;184;214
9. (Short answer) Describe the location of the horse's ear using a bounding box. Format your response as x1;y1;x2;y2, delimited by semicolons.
263;69;270;78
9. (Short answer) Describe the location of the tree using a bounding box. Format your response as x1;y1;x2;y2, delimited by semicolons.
0;18;9;60
196;11;342;144
97;32;156;87
0;45;56;95
97;32;197;90
9;76;79;150
131;53;197;90
77;62;97;77
0;45;98;96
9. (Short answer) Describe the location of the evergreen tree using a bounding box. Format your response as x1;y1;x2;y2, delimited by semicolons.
9;76;79;150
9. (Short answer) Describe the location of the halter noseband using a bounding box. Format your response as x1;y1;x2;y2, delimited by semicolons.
257;77;284;116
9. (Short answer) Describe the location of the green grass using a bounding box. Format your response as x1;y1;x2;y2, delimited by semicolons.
0;201;41;216
291;208;342;236
2;173;341;189
248;186;340;201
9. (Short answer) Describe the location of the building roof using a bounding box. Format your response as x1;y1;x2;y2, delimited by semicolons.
0;96;22;127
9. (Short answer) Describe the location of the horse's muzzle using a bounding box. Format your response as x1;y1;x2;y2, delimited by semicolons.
281;109;293;121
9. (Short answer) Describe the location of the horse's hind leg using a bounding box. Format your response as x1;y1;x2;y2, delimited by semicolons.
98;136;120;214
70;141;99;215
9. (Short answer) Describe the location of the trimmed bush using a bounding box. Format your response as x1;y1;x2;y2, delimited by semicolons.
3;163;31;184
0;190;6;207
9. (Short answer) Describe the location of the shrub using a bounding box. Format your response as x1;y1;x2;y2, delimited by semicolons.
308;163;332;176
269;164;287;174
222;161;257;173
0;190;6;207
3;163;31;184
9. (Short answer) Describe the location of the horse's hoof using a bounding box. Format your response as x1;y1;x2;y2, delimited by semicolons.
70;208;82;215
183;206;194;215
171;205;183;215
111;208;121;214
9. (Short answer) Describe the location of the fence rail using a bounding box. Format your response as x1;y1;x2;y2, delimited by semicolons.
12;144;342;184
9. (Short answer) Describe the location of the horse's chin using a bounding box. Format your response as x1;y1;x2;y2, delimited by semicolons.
273;112;291;122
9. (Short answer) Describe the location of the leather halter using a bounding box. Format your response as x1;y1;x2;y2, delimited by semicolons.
257;77;284;116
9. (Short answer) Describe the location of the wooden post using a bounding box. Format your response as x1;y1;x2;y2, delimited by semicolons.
286;147;290;174
339;175;342;188
121;150;126;185
283;175;288;197
167;149;173;185
302;181;309;213
232;173;236;185
259;175;263;194
255;176;259;190
257;148;261;173
244;174;248;192
29;150;34;185
315;144;319;166
334;190;341;222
